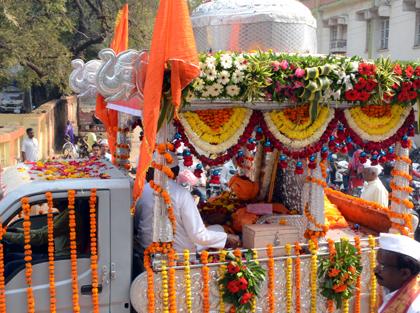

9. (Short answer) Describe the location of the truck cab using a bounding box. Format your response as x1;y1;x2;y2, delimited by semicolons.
0;160;133;312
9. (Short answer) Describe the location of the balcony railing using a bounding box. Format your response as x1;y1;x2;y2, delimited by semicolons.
330;39;347;52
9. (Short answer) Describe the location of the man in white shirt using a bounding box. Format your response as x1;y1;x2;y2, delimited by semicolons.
360;160;389;207
21;128;39;162
375;233;420;313
135;155;240;253
98;139;112;161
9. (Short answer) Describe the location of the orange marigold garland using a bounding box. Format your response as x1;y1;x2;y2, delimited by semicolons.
168;248;177;313
68;190;80;313
326;239;336;313
45;192;57;313
201;251;210;313
0;223;6;313
266;244;275;313
304;204;328;240
354;237;361;313
294;242;301;313
22;197;35;313
144;244;156;313
89;189;99;313
149;180;176;235
309;240;318;313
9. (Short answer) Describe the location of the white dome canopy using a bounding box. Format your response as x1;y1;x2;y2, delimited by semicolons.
191;0;317;53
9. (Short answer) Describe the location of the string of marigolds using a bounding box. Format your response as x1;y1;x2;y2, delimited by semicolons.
149;180;176;235
22;197;35;313
354;237;362;313
161;260;169;313
0;223;6;313
304;204;328;240
201;251;210;313
368;236;377;313
266;244;275;313
285;244;293;313
327;239;335;313
168;248;177;313
251;249;258;313
89;189;99;313
309;240;318;313
144;243;157;312
183;250;192;313
45;192;57;313
218;250;227;313
294;242;302;313
68;190;80;313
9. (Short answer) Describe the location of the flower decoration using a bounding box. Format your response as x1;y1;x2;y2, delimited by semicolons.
318;238;362;309
294;242;302;313
354;236;362;313
218;250;266;313
266;244;275;313
22;197;35;313
368;236;377;313
201;251;210;313
0;223;5;313
309;240;318;313
68;190;80;313
183;250;192;313
89;189;99;313
161;260;169;312
218;250;227;313
45;192;57;312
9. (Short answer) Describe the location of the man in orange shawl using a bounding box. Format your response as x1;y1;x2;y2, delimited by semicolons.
375;233;420;313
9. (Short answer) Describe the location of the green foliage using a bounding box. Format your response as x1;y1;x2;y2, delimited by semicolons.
218;250;266;313
0;0;160;94
318;239;362;309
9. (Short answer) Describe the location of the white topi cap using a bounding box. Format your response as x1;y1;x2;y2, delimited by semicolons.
379;233;420;262
98;139;109;146
363;159;383;175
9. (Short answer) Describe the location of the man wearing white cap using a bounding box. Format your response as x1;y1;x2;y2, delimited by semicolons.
360;160;389;207
135;152;240;254
376;233;420;313
98;139;111;161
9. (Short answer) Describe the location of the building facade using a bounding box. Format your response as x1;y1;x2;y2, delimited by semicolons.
300;0;420;60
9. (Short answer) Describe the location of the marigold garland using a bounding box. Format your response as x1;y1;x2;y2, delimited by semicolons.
201;250;210;313
251;249;258;313
285;244;293;313
149;180;176;235
68;190;80;313
294;242;301;313
309;240;318;313
266;244;275;313
389;181;413;193
168;248;177;313
22;197;35;313
304;204;328;240
354;236;361;313
0;223;6;313
320;159;327;179
161;260;169;313
45;192;57;313
327;239;336;313
368;236;377;313
184;250;192;313
342;299;349;313
88;189;99;313
218;250;227;313
395;155;412;164
391;169;412;181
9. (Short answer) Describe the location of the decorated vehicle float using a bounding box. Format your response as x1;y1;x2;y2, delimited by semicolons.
0;0;418;313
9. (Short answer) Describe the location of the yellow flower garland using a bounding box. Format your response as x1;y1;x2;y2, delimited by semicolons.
251;249;258;313
268;106;331;140
218;250;226;313
161;260;169;313
184;250;192;313
368;236;377;313
285;244;293;313
348;105;407;136
181;108;249;144
309;240;318;313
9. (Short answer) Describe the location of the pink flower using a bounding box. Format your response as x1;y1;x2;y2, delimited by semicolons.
295;68;305;78
280;60;289;70
272;61;280;71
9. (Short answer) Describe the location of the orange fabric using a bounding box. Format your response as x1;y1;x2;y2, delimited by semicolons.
95;4;129;162
381;275;420;313
232;208;258;233
133;0;200;200
228;176;259;201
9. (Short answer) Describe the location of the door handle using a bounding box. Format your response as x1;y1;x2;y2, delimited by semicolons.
81;284;103;295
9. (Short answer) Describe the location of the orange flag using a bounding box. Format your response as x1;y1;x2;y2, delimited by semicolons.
133;0;200;200
95;4;129;162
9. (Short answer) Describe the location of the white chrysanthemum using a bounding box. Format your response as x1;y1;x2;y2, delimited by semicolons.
220;54;233;69
201;88;211;98
184;91;194;103
218;70;231;85
205;70;217;82
193;78;205;91
234;57;248;71
226;85;240;97
231;70;244;83
210;83;223;97
205;56;216;68
199;61;206;71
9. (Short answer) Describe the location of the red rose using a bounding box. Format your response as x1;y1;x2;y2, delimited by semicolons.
394;64;402;76
227;280;240;294
238;277;248;290
344;89;360;101
405;65;414;78
240;292;253;304
227;263;240;274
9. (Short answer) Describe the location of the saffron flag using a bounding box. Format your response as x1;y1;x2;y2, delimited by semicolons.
133;0;200;200
95;4;129;161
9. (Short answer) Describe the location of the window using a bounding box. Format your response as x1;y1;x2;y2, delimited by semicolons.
380;18;389;50
330;25;338;42
415;12;420;46
366;20;372;52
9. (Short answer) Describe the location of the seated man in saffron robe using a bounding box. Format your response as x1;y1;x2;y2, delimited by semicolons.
360;160;389;207
375;233;420;313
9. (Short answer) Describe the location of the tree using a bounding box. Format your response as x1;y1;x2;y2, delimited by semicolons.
0;0;203;100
